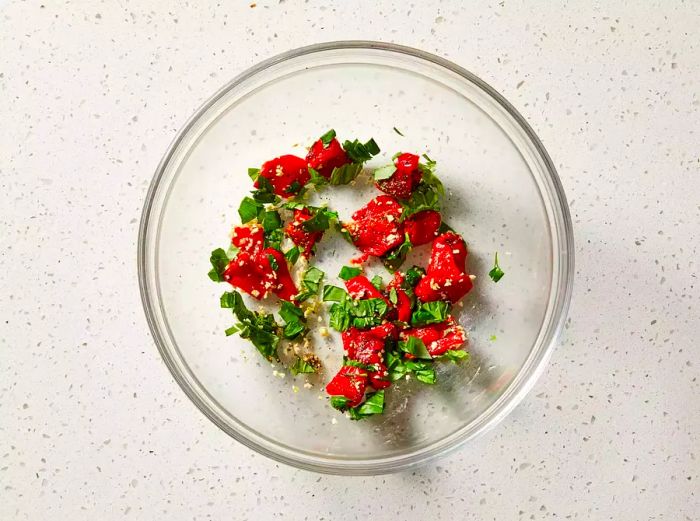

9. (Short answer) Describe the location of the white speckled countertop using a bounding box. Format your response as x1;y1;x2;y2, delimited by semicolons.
1;1;698;519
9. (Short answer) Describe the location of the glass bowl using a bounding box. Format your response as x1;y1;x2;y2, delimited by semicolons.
138;41;574;474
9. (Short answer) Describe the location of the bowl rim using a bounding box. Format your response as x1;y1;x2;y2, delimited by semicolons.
138;40;575;475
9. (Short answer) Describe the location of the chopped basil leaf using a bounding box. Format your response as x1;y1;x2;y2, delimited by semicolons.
391;151;402;161
247;167;260;181
280;300;307;340
322;285;348;302
393;127;404;136
348;390;385;420
342;138;380;163
284;246;300;265
264;228;284;250
261;210;282;233
388;287;398;305
439;349;470;364
251;176;278;204
411;301;450;326
489;252;505;282
220;290;254;320
329;301;351;332
352;298;389;319
285;180;302;194
267;253;279;271
224;324;240;336
282;200;308;211
373;164;396;181
296;266;324;302
330;395;350;411
400;183;440;220
319;128;336;146
238;197;262;224
328;163;363;185
386;350;408;382
301;208;337;232
208;248;230;282
398;336;432;359
221;290;279;359
406;360;437;384
338;265;362;281
290;356;316;375
419;155;444;196
404;265;426;287
279;301;303;323
371;275;384;291
308;167;328;186
382;233;412;272
282;321;303;340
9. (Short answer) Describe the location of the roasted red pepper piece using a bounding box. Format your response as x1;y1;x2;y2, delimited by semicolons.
341;325;396;391
368;361;391;390
325;365;368;407
404;210;441;246
341;324;397;363
344;275;388;303
231;224;265;256
306;137;350;178
344;195;404;257
223;250;275;299
376;152;422;200
401;316;466;356
261;247;298;302
385;272;412;324
255;154;309;197
415;232;473;304
285;208;323;258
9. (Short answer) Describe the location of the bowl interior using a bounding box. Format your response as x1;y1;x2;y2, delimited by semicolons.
142;45;565;472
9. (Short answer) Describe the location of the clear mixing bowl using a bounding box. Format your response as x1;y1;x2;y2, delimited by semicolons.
138;41;574;474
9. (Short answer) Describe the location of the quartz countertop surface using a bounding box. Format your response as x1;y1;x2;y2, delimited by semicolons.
1;1;698;519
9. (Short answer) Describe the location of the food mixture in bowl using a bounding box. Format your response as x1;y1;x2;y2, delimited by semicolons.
207;129;505;420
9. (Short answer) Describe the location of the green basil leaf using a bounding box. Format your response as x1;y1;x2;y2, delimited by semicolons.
224;324;240;336
373;164;396;181
329;302;351;332
284;246;300;265
382;233;412;272
252;176;278;204
301;208;337;232
411;301;450;326
322;285;348;302
393;127;404;136
439;349;470;364
388;287;398;305
338;265;362;281
319;128;336;146
328;163;363;185
404;265;426;287
261;210;282;232
308;167;328;186
330;395;350;411
342;137;380;163
489;252;505;283
264;228;284;250
290;356;316;375
238;197;262;224
247;167;260;181
398;336;432;359
400;183;440;221
296;266;325;302
348;390;385;420
419;154;444;196
370;275;384;291
208;248;230;282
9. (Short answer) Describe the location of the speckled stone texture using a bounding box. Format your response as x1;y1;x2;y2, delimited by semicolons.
1;1;698;519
